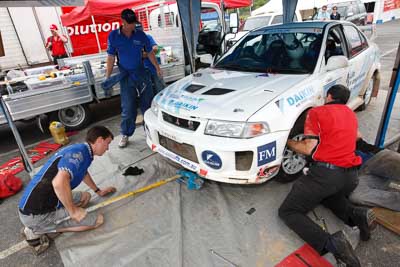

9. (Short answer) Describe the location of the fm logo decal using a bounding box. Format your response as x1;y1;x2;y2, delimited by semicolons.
257;141;276;166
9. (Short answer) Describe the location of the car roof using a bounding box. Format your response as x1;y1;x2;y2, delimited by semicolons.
255;21;334;31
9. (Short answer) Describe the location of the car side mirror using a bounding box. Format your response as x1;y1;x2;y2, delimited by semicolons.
199;54;213;65
326;55;349;71
229;13;239;33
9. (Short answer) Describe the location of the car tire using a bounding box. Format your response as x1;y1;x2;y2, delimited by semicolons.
357;76;374;111
274;117;309;183
49;104;92;131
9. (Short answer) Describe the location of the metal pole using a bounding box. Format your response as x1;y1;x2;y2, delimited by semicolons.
375;43;400;147
55;7;73;56
91;16;102;53
0;94;34;176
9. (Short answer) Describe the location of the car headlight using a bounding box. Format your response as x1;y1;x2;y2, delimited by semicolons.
205;120;269;138
151;99;159;116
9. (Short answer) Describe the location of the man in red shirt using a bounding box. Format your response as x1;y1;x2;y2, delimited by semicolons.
45;24;68;65
279;85;376;267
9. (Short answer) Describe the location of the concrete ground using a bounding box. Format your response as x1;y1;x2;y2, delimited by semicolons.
1;20;400;267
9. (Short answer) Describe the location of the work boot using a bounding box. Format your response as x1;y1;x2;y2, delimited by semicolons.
23;227;50;256
118;135;129;148
326;231;361;267
352;207;377;241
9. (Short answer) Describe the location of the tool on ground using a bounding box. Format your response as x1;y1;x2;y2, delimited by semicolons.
55;170;203;225
176;169;204;190
210;249;239;267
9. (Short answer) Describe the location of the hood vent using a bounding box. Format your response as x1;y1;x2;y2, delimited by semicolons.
185;84;205;93
202;88;235;95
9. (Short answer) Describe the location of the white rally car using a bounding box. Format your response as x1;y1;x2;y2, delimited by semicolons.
144;21;380;184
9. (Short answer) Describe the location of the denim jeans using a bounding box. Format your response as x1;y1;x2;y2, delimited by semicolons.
146;69;166;95
119;73;152;136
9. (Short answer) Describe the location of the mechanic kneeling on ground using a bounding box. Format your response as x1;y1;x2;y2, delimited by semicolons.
279;85;376;267
18;126;116;255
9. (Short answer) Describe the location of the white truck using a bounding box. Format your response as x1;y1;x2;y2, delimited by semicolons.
0;1;232;130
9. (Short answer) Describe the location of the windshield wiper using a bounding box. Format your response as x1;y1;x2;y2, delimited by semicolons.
214;62;243;71
268;68;310;74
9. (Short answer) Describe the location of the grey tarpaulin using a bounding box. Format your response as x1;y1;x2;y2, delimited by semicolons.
177;0;201;73
282;0;298;23
350;149;400;211
54;127;357;267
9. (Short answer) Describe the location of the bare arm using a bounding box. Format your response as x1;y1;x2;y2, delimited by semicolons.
52;170;86;222
82;173;116;197
148;51;162;77
59;34;68;43
106;55;116;78
287;138;318;156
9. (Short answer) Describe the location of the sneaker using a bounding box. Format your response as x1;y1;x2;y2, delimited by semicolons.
352;207;377;241
118;135;129;148
22;227;50;256
329;231;361;267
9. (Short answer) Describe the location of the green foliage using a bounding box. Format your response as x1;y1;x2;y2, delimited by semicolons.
237;0;269;19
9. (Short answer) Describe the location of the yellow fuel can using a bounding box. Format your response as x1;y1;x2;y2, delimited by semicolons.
49;121;69;145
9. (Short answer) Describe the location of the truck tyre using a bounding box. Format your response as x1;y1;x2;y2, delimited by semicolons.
49;104;92;131
275;115;309;183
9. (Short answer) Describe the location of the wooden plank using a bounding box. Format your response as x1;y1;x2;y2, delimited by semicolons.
372;207;400;235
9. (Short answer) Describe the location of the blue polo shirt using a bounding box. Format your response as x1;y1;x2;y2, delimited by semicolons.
107;27;152;77
144;34;157;75
19;143;93;214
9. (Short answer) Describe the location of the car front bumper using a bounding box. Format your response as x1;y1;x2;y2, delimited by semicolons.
144;109;290;184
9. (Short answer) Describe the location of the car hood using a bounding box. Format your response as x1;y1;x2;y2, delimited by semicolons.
155;68;308;121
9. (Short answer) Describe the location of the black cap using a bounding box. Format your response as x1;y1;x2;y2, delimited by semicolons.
121;9;138;24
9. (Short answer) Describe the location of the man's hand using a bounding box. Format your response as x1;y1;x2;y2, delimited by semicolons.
96;187;116;197
70;207;87;223
156;67;163;78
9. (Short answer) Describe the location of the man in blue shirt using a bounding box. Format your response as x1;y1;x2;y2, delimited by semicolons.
18;126;116;255
315;5;330;21
106;9;162;148
143;33;166;95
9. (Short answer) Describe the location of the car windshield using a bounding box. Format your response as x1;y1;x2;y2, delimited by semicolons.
243;16;272;31
214;28;323;74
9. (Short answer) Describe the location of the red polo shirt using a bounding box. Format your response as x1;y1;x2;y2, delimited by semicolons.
46;35;67;56
304;103;362;167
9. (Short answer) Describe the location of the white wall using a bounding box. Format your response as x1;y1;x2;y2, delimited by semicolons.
8;7;49;65
0;8;28;70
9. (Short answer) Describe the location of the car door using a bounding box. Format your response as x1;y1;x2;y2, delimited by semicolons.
342;24;371;98
319;25;349;100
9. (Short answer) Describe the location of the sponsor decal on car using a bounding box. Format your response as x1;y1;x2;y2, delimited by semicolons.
201;150;223;170
156;145;199;172
286;87;314;107
167;99;199;111
257;141;277;166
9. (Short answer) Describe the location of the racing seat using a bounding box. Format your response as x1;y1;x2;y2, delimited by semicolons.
242;46;256;59
265;40;289;68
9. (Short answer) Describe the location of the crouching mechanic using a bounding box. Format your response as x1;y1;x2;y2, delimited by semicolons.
279;85;376;267
18;126;116;255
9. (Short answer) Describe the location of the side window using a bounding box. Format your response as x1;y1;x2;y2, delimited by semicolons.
359;30;369;50
271;15;283;25
343;25;364;57
325;27;347;62
346;6;354;17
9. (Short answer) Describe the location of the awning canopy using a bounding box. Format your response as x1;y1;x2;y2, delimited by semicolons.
61;0;251;26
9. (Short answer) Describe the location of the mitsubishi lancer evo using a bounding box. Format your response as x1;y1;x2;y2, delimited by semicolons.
144;21;380;184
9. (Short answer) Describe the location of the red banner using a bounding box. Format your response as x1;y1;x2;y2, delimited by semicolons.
383;0;400;12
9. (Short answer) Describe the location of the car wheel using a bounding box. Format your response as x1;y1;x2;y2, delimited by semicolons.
49;104;92;131
275;134;308;183
357;76;374;111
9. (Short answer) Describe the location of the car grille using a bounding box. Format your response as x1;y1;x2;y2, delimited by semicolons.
162;112;200;131
158;133;199;163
